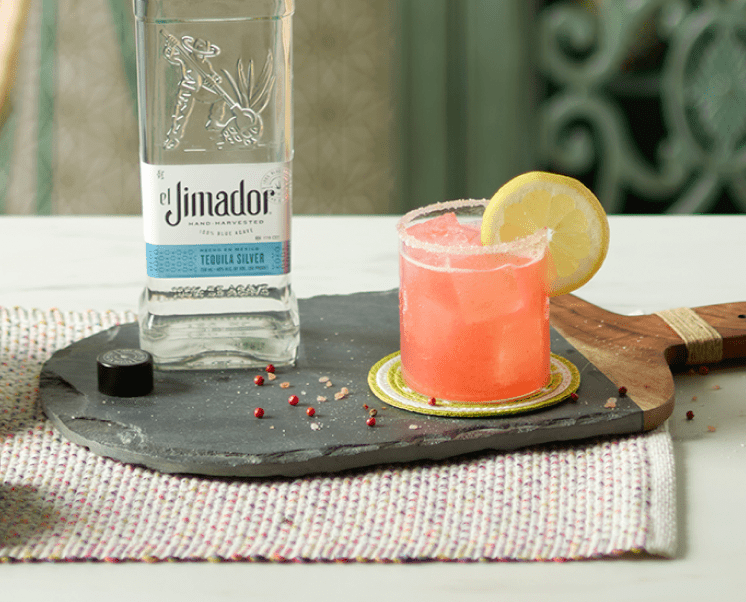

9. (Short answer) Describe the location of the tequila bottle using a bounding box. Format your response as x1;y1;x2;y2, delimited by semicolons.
133;0;299;369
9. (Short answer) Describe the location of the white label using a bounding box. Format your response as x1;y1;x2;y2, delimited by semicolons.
141;162;291;278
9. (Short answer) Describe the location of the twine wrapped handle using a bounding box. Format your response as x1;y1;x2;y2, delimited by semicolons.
655;307;724;365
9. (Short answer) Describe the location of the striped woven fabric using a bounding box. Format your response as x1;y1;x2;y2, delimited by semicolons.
0;307;677;562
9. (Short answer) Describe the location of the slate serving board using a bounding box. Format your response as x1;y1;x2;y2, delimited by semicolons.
39;290;642;477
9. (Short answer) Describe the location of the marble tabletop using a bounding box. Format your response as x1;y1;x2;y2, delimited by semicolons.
2;214;746;601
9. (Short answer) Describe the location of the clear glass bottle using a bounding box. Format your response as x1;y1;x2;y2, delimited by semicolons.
133;0;299;369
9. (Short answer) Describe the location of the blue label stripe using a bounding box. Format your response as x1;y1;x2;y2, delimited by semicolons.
146;242;288;278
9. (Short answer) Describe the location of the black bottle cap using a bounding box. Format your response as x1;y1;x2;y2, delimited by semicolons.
97;349;154;397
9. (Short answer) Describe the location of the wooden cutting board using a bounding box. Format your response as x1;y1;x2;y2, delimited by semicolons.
550;294;746;430
39;290;746;477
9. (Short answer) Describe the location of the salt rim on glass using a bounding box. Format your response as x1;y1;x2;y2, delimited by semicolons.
397;198;548;261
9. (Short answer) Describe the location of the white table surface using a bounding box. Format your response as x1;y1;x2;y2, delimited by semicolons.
2;214;746;601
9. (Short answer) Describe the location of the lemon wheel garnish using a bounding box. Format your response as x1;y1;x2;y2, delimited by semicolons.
481;171;610;297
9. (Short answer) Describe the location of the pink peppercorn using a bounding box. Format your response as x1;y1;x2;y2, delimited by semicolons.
366;417;376;427
306;407;316;417
288;395;299;406
265;364;275;374
254;407;265;418
254;375;264;386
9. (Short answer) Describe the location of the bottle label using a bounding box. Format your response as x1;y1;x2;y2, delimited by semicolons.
141;162;291;278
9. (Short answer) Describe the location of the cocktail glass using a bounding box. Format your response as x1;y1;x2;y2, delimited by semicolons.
397;199;550;402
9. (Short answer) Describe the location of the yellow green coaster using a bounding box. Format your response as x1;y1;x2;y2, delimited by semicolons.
368;352;580;417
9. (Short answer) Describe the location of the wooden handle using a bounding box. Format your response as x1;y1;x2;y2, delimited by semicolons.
551;296;746;367
549;296;746;431
682;302;746;363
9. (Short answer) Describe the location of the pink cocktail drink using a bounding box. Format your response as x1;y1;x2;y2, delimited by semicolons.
398;200;550;402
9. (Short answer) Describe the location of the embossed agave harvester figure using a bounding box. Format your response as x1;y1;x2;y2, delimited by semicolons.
161;30;275;150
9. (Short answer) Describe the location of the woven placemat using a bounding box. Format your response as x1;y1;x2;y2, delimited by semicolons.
0;307;677;562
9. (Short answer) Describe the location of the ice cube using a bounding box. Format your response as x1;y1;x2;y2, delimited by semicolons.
449;259;525;325
407;212;481;247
